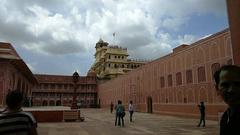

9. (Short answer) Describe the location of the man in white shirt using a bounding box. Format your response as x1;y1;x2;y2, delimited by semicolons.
128;100;134;122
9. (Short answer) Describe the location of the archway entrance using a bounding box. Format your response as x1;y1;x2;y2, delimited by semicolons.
42;100;48;106
147;96;152;113
56;100;61;106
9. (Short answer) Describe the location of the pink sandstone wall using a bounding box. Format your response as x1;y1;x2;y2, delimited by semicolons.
98;29;232;120
0;61;33;106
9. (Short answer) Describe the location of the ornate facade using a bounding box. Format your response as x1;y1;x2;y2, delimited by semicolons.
0;42;97;108
90;39;147;79
1;28;239;120
32;72;97;107
98;29;233;120
0;42;37;106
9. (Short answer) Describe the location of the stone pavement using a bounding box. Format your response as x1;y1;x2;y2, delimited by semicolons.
38;108;219;135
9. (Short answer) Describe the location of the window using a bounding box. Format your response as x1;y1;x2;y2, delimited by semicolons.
211;63;220;80
109;55;111;59
198;66;206;82
227;59;232;65
166;98;168;103
57;84;62;89
51;84;55;89
176;72;182;85
108;64;111;67
44;84;48;89
64;84;68;89
184;98;187;103
160;76;165;88
186;70;193;83
168;74;172;87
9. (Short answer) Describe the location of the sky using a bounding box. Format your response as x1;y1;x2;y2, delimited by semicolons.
0;0;228;76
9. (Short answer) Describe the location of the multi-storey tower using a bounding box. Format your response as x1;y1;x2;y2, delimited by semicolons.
91;39;147;79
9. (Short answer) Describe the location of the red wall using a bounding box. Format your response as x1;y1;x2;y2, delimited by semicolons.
98;29;231;120
29;111;63;122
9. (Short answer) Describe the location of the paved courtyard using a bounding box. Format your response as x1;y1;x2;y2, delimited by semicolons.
38;108;219;135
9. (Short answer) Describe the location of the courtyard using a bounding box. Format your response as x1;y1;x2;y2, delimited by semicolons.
38;108;219;135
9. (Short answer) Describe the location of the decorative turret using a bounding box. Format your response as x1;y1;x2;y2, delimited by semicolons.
95;38;109;48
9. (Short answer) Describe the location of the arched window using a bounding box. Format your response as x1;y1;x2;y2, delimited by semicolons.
176;72;182;85
168;74;172;87
227;59;232;65
186;69;193;83
198;66;206;82
211;63;220;80
160;76;165;88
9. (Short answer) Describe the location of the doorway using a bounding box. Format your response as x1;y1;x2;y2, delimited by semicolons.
147;96;152;113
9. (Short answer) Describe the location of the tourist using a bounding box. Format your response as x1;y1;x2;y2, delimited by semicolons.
0;90;38;135
128;100;134;122
115;100;125;127
214;65;240;135
197;101;205;127
110;102;114;113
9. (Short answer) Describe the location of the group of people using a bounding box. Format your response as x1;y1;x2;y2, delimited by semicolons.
0;65;239;134
110;100;134;127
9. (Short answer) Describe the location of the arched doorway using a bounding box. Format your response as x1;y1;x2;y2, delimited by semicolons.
42;100;48;106
56;100;61;106
49;100;55;106
147;96;153;113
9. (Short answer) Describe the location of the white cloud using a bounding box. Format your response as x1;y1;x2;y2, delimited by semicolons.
177;34;197;45
0;0;227;74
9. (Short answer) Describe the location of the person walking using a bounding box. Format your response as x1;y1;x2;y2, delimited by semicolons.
0;90;38;135
110;102;114;113
129;100;134;122
197;101;205;127
214;65;240;135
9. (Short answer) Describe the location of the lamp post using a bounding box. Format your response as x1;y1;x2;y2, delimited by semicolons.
71;71;79;109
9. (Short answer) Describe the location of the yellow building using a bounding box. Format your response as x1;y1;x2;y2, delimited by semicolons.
90;39;147;79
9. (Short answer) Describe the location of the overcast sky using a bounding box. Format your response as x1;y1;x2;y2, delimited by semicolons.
0;0;228;76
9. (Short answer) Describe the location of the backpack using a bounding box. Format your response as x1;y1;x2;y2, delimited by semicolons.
117;105;125;117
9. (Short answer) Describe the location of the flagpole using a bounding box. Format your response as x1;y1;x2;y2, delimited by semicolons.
113;32;116;45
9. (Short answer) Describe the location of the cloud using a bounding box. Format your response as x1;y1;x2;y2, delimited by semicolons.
177;34;197;45
0;0;227;74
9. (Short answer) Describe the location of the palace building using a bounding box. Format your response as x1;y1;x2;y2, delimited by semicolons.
97;28;233;120
0;28;239;120
0;42;37;106
90;39;147;80
31;72;97;107
0;42;97;108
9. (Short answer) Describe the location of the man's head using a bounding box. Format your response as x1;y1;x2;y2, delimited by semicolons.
118;100;122;104
214;65;240;107
6;90;23;110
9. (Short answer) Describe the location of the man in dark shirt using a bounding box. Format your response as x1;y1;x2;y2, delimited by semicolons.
214;65;240;135
197;101;205;127
0;90;38;135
